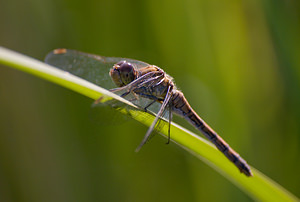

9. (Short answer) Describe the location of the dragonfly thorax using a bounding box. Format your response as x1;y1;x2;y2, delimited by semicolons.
109;60;138;87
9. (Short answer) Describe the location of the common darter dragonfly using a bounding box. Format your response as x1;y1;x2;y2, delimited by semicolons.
45;49;252;177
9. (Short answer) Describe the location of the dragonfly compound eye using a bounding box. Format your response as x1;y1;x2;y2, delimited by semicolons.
110;61;137;87
118;61;136;85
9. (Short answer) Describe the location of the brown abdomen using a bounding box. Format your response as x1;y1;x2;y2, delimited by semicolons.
171;91;252;177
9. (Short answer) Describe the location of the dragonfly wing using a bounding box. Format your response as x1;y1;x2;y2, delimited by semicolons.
45;49;150;89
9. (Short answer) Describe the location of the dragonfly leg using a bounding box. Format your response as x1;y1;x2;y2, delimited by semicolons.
135;84;174;152
134;92;162;112
143;100;156;112
166;102;173;144
132;92;140;100
136;92;162;101
120;91;130;97
94;96;104;105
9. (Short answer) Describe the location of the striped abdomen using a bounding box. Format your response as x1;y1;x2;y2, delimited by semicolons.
171;90;252;177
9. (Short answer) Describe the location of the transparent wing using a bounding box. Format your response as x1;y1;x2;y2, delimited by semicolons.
44;49;150;89
45;49;170;142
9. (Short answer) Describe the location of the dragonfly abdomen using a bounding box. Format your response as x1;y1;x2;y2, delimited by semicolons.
171;91;252;177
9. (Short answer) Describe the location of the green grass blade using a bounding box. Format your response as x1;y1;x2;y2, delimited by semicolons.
0;47;298;202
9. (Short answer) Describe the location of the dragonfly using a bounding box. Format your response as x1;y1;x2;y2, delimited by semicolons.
45;49;253;177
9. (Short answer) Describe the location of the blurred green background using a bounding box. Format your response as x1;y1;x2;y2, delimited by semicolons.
0;0;299;201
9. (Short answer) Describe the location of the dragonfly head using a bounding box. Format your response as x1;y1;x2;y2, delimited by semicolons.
110;60;137;87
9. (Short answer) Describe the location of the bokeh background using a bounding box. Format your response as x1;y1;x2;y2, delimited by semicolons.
0;0;299;201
